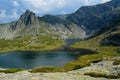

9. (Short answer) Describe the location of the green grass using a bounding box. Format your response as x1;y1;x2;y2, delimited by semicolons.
70;32;120;71
64;54;102;71
0;28;120;74
72;32;120;57
0;35;64;53
113;60;120;65
30;53;103;72
30;66;64;73
28;31;120;73
84;72;120;79
0;68;24;73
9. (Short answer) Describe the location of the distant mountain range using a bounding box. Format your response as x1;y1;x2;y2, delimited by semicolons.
0;0;120;39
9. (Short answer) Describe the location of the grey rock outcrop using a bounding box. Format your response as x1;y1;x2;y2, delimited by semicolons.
11;10;39;30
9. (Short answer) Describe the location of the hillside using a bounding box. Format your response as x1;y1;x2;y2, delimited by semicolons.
0;0;120;39
67;0;120;34
0;35;64;53
71;23;120;68
0;0;120;53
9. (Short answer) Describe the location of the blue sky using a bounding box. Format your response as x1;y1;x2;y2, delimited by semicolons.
0;0;111;23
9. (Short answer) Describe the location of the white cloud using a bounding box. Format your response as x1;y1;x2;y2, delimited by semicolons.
0;9;19;21
22;0;111;14
81;0;111;5
0;10;6;19
100;0;111;3
10;9;19;19
13;0;19;7
65;0;111;6
62;11;67;14
22;0;66;13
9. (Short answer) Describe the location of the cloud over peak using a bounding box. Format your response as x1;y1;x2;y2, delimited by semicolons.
13;0;19;7
23;0;66;13
22;0;111;14
0;9;19;23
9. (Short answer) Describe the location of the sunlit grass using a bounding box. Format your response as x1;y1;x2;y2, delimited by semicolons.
0;68;24;73
0;35;64;53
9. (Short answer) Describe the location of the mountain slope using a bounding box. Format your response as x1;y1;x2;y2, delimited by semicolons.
0;0;120;39
0;10;86;39
71;24;120;71
0;23;15;39
67;0;120;34
71;1;120;68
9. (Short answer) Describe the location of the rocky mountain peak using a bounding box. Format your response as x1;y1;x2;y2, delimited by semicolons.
25;10;31;14
24;10;34;18
20;10;37;26
11;10;38;29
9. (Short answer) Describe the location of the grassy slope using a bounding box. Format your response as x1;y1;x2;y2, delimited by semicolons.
0;26;120;73
31;32;120;72
0;68;24;73
67;27;120;71
72;33;119;56
60;25;120;71
29;26;120;73
0;35;64;53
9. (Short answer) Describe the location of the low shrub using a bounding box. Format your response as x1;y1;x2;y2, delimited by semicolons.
64;55;102;71
0;68;24;73
84;72;120;79
113;60;120;65
30;67;64;73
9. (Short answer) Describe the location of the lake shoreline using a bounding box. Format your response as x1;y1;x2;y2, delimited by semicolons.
0;60;120;80
0;38;84;53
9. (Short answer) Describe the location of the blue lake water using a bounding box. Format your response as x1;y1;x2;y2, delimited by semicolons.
0;51;80;69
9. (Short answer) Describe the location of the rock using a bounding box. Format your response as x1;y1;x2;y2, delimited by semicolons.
0;60;120;80
11;10;38;30
100;33;120;46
